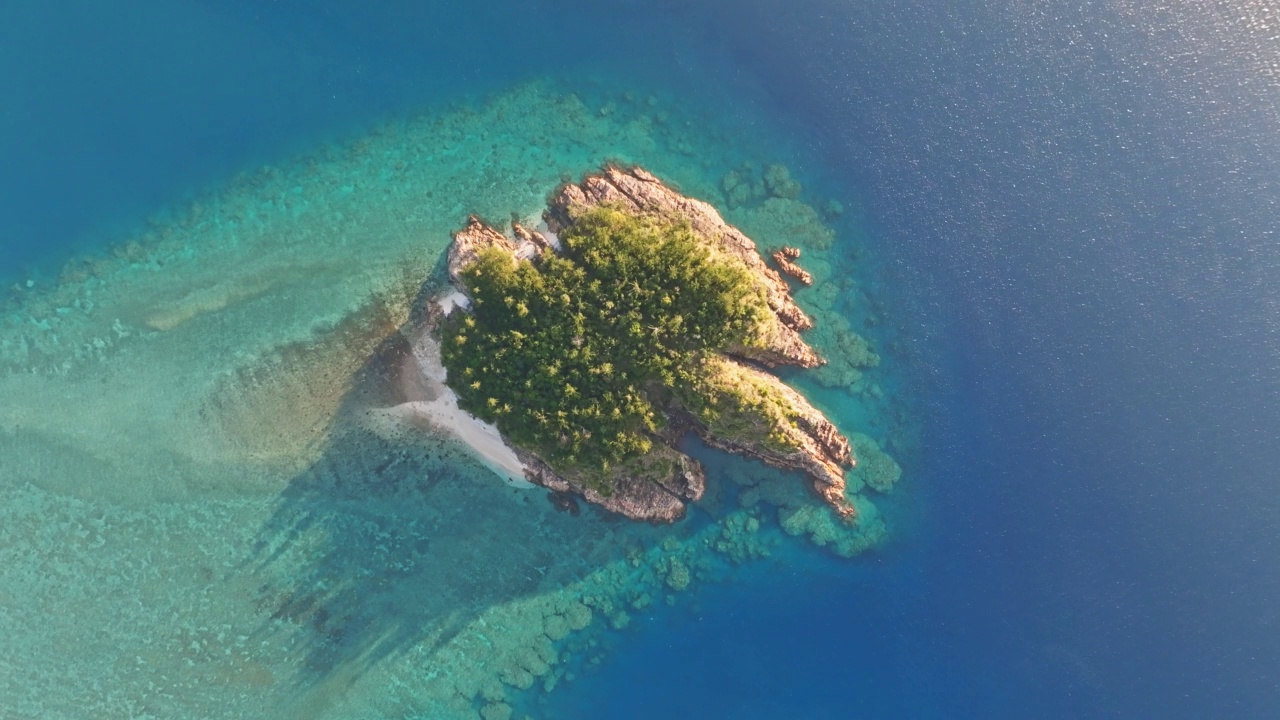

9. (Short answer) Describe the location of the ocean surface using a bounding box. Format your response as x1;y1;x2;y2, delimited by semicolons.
2;1;1278;718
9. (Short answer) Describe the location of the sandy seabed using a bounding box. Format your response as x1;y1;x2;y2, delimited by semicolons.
0;81;902;719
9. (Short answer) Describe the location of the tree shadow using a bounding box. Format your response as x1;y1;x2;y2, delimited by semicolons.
233;285;644;703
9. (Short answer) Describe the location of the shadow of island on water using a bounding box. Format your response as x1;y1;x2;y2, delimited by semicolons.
230;275;701;713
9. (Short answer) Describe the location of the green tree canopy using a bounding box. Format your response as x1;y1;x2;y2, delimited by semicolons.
441;206;771;479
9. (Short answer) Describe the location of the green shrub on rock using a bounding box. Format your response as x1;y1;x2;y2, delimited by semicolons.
674;355;804;454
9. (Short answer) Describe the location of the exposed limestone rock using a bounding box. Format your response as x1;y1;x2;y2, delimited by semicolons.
511;222;551;255
449;216;550;295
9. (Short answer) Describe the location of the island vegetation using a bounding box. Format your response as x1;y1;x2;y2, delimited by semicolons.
437;165;858;521
441;206;790;487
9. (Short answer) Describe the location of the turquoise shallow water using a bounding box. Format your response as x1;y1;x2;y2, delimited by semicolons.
0;46;907;720
3;1;1279;718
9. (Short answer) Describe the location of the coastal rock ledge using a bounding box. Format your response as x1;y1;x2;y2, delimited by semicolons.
439;165;857;523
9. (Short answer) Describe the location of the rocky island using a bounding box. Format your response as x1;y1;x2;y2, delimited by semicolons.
433;165;858;523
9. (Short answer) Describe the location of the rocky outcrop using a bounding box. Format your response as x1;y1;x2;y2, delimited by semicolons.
688;356;856;518
442;165;860;523
448;216;515;291
514;444;706;524
511;222;551;253
771;246;813;286
546;165;823;369
449;216;549;294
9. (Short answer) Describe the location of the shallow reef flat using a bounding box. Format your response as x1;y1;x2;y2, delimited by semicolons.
0;81;907;719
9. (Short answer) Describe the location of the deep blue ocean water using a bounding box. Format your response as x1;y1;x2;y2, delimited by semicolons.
3;1;1278;718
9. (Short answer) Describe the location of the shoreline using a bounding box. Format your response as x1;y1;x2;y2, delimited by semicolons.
364;291;535;489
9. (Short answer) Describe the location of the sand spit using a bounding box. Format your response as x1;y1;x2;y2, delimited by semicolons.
362;294;534;489
0;82;901;719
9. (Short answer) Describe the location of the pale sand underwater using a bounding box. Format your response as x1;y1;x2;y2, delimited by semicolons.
0;82;901;719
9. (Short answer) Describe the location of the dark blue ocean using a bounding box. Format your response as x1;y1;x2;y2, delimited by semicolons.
3;1;1277;718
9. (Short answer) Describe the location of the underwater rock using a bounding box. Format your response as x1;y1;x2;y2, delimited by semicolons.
547;490;582;516
440;165;859;522
763;163;802;199
848;432;902;494
809;313;881;391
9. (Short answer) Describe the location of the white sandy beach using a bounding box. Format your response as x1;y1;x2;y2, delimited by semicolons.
362;290;534;488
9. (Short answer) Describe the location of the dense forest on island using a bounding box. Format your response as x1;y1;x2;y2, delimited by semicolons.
441;206;792;484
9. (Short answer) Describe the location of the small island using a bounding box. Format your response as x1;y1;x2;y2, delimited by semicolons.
433;165;858;523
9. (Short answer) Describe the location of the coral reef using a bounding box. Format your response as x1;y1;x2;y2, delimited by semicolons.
808;313;882;392
0;81;906;720
734;196;836;253
732;458;887;559
763;163;803;200
847;432;902;494
720;162;802;207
